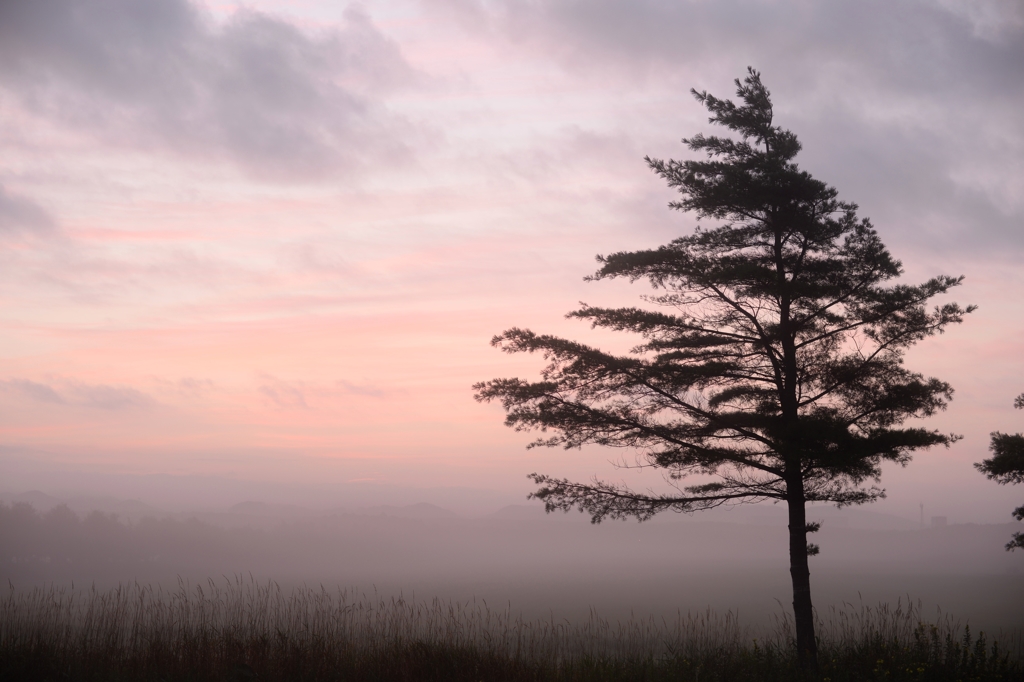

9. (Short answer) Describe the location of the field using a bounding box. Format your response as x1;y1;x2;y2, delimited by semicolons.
3;501;1024;680
2;579;1021;682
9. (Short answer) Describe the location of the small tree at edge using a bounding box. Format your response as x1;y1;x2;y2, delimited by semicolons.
976;392;1024;551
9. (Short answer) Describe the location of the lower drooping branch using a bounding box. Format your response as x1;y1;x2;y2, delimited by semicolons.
527;473;768;523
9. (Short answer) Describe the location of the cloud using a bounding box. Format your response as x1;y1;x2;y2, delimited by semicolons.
150;376;216;401
443;0;1023;86
66;383;154;410
337;380;386;398
933;0;1024;42
258;376;309;409
256;375;390;409
0;185;57;238
0;379;153;410
0;380;66;405
174;377;215;393
0;0;419;180
430;0;1024;258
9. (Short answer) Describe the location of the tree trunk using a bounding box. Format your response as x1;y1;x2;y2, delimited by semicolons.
787;481;819;675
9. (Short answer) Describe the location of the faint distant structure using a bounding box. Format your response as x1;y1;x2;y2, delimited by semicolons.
975;392;1024;551
931;516;947;527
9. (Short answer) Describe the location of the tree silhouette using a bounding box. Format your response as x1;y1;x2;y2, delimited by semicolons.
976;392;1024;551
475;69;972;672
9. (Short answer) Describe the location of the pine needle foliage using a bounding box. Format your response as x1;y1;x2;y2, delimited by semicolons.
474;68;973;671
976;392;1024;550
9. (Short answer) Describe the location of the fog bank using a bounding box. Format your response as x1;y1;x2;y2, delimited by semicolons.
3;492;1021;634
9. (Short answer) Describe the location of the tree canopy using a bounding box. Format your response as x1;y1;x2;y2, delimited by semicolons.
475;68;971;670
976;392;1024;550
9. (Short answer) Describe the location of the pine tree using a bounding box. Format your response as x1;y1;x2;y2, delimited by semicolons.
976;393;1024;551
474;68;973;672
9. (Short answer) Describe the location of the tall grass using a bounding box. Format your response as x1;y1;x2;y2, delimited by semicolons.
1;578;1020;681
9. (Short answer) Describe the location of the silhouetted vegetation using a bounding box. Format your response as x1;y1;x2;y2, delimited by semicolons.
1;580;1020;681
976;393;1024;550
476;68;972;673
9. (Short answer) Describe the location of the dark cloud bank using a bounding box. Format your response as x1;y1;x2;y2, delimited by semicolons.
0;0;418;179
439;0;1024;258
2;0;1021;255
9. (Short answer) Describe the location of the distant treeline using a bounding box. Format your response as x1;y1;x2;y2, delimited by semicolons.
0;502;265;584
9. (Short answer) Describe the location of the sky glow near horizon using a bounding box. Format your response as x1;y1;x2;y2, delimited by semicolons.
1;0;1023;519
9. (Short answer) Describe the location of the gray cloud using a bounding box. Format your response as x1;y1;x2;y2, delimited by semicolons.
0;0;418;180
0;380;66;405
256;375;389;408
0;185;57;238
0;379;153;410
453;0;1023;90
173;377;215;393
433;0;1024;259
337;379;386;398
258;376;309;409
66;383;154;410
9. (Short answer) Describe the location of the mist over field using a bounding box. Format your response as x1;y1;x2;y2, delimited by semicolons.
3;491;1022;635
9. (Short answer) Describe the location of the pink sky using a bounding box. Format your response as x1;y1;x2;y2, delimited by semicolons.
1;0;1022;519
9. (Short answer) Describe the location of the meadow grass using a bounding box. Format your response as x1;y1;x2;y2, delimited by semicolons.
1;577;1020;681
